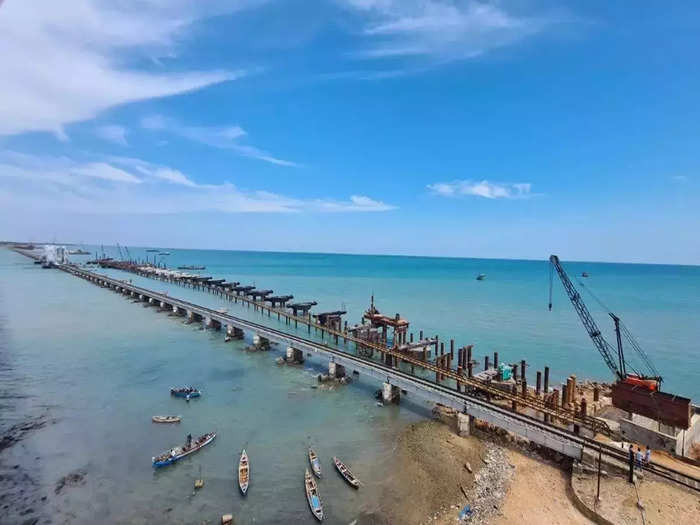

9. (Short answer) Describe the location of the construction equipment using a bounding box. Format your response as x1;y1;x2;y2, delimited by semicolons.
549;255;661;389
549;255;691;428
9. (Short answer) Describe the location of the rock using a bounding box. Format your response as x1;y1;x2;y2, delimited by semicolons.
465;462;472;473
55;469;87;494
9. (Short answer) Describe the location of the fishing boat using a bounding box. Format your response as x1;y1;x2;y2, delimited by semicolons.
582;271;589;278
304;468;324;521
308;448;322;478
146;249;159;252
152;415;181;424
333;457;360;488
177;265;206;270
152;432;216;468
170;386;201;399
476;273;486;281
159;252;171;256
238;449;250;495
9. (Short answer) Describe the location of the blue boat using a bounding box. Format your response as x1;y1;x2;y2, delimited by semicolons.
170;386;201;399
152;432;216;468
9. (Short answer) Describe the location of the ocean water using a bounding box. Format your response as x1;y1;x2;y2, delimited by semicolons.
1;247;699;523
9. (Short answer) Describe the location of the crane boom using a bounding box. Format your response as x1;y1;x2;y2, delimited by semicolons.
549;255;624;381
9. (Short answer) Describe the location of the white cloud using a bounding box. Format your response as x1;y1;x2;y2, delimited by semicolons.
339;0;554;62
0;0;253;138
427;179;533;199
0;151;395;214
96;125;128;146
141;115;297;167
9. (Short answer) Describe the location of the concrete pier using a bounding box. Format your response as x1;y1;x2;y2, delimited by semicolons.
252;334;270;350
286;347;304;363
328;361;345;379
382;382;400;404
457;412;472;437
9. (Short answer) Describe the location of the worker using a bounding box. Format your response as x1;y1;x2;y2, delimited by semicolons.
635;447;643;467
644;446;651;466
628;444;635;483
187;434;192;448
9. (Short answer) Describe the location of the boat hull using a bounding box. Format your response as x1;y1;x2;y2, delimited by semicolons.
170;389;201;398
152;433;216;468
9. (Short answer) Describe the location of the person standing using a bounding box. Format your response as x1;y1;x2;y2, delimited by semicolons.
628;444;635;483
644;446;651;466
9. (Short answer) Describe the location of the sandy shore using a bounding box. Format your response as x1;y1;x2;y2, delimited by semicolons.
376;418;596;525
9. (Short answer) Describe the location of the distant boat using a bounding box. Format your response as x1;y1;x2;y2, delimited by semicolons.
581;271;589;278
68;249;90;255
178;265;206;270
152;415;181;424
170;387;201;399
158;252;171;256
333;456;360;488
146;249;159;252
305;469;324;521
308;448;322;478
476;273;486;281
238;449;250;495
152;432;216;468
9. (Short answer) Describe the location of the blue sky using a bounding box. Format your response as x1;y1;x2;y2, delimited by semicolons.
0;1;698;264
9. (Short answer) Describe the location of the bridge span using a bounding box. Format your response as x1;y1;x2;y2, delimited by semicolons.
17;254;698;492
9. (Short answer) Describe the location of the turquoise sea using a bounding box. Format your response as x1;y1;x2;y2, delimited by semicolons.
1;246;699;523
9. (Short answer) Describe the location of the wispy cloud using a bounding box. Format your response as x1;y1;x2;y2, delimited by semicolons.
0;0;254;139
339;0;557;64
671;175;688;183
141;115;298;167
0;151;394;214
96;125;128;146
427;179;534;199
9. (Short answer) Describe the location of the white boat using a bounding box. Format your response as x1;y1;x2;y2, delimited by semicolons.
152;415;181;424
238;449;250;495
308;448;322;478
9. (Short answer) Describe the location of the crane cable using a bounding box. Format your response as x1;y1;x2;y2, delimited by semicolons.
575;278;660;380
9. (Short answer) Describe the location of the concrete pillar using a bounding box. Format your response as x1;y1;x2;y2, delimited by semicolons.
329;361;345;379
536;371;542;396
570;374;577;400
172;305;178;314
493;351;499;369
457;412;472;437
382;382;400;404
520;360;526;384
450;339;454;360
253;334;270;350
160;301;166;309
544;366;550;393
566;377;574;405
187;310;195;323
484;355;489;371
561;383;568;407
512;364;518;381
593;385;600;402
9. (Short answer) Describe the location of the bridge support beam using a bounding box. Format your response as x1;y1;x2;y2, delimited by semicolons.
382;382;400;404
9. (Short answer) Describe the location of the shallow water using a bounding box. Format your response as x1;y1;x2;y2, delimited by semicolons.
2;246;699;523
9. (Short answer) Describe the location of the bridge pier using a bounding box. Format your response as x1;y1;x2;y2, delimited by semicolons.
226;326;244;340
286;347;304;364
186;310;195;324
382;382;400;404
328;361;345;379
457;412;473;437
253;334;270;350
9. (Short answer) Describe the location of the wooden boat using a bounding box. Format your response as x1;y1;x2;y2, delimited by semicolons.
152;415;181;424
152;432;216;468
305;468;324;521
238;449;250;495
170;387;201;399
308;448;322;478
476;273;486;281
333;457;360;488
